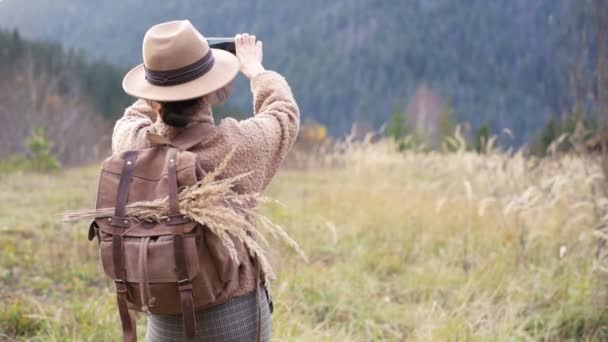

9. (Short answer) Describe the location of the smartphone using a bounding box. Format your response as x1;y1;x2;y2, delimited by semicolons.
207;37;236;55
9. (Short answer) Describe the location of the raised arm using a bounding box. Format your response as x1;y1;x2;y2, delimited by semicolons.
216;70;299;188
214;33;300;190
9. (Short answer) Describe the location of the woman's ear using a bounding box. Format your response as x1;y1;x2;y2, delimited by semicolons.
204;81;234;106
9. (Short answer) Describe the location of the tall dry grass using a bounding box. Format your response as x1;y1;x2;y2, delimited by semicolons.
1;131;608;340
269;132;608;340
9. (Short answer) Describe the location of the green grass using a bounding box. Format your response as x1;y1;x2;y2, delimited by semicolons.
1;144;608;341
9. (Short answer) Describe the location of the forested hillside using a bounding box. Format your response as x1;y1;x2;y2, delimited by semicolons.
0;28;245;165
0;29;130;164
0;0;583;142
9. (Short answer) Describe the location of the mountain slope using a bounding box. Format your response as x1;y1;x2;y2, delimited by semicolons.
0;0;576;141
0;29;130;163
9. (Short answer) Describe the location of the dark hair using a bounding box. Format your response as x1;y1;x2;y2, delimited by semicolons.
159;98;201;128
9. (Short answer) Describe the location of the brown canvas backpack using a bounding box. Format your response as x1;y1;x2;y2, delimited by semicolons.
87;123;261;341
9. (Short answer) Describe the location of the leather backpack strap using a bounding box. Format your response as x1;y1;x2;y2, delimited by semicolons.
113;234;136;342
167;149;180;216
253;258;263;342
144;131;173;147
170;148;196;338
108;151;139;228
166;149;190;226
142;123;216;151
171;122;216;151
111;151;139;342
174;233;197;338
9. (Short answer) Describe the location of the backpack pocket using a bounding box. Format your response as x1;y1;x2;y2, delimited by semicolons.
99;233;200;283
203;229;241;294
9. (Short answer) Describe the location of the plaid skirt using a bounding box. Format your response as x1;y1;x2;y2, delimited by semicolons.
146;289;271;342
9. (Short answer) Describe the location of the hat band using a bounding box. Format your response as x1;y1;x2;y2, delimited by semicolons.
144;50;215;86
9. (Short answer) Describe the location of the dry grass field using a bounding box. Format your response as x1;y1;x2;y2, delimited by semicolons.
2;140;608;341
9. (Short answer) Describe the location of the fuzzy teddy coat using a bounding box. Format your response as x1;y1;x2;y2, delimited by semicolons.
111;70;300;297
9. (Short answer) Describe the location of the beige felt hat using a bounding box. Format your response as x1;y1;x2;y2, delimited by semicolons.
122;20;239;102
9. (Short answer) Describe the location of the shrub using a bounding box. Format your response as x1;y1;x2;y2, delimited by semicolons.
474;122;491;153
0;297;43;337
0;128;61;173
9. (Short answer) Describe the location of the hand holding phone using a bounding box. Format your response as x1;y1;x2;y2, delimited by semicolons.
235;33;265;80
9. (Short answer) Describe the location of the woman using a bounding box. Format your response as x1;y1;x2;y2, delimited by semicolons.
113;20;299;342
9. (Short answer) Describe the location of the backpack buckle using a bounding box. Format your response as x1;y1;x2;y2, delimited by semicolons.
115;279;127;288
114;279;133;301
177;278;191;286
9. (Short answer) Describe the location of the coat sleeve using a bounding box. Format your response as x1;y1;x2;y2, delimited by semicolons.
216;70;300;190
111;100;157;153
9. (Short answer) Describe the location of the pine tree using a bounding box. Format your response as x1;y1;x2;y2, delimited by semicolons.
386;110;406;141
474;123;491;153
